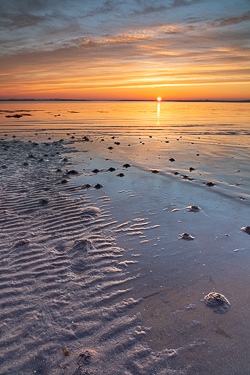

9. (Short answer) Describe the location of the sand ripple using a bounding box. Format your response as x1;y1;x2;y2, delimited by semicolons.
0;140;182;375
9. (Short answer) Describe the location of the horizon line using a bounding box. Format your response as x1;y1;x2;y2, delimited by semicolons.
0;98;250;103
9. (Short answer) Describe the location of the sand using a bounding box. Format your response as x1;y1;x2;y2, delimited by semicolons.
1;102;250;374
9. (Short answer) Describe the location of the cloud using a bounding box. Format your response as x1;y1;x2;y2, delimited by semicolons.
212;10;250;27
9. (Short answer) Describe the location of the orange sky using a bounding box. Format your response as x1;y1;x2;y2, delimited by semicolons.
0;0;250;100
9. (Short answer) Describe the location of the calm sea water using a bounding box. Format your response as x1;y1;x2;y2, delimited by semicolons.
0;100;250;142
1;100;250;199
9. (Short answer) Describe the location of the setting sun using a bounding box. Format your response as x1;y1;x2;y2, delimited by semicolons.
157;97;162;102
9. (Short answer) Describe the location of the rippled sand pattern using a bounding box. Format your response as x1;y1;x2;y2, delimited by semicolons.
0;141;181;374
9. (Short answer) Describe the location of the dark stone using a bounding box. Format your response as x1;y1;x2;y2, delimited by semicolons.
94;183;103;189
66;169;79;175
123;163;131;168
82;184;91;189
205;182;215;187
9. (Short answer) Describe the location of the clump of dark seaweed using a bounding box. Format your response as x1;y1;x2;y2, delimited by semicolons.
39;198;49;205
204;292;230;314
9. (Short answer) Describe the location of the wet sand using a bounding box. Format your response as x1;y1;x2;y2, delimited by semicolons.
1;103;250;374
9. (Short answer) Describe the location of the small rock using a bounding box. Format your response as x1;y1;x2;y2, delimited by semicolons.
92;168;100;174
205;182;215;187
151;169;159;174
94;183;103;189
204;292;230;314
66;170;79;175
82;184;91;189
108;167;116;172
169;157;175;162
117;173;124;177
123;163;131;168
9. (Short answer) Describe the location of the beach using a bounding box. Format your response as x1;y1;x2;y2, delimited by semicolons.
1;101;250;374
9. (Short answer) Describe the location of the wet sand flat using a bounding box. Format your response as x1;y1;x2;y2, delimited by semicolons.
1;101;250;374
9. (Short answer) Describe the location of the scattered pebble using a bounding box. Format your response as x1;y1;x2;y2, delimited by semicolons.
82;184;91;189
66;170;79;175
117;173;124;177
189;167;195;172
61;179;68;184
151;169;159;174
169;157;175;162
94;183;103;189
123;163;131;168
205;182;215;187
204;292;230;314
92;168;100;174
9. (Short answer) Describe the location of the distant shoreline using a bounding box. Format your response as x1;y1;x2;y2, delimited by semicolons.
0;98;250;103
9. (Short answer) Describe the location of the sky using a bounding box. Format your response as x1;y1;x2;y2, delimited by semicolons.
0;0;250;100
